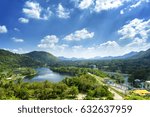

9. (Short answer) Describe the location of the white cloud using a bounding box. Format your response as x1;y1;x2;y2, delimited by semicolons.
14;28;20;32
38;38;150;58
23;1;41;19
38;35;69;55
12;37;24;43
120;10;124;14
120;0;150;14
61;41;121;58
64;28;94;41
118;18;150;53
94;0;123;12
124;41;150;53
99;41;119;47
18;17;29;23
130;0;150;9
3;48;28;54
78;0;94;9
74;0;150;13
56;4;70;19
130;1;142;8
23;1;51;20
72;45;83;51
126;38;146;47
57;44;69;50
0;25;8;33
118;18;150;40
38;35;59;49
73;0;129;12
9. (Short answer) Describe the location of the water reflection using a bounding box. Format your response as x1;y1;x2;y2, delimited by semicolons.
24;68;69;82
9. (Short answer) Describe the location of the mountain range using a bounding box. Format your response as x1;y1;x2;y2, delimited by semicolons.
58;51;139;61
130;48;150;59
91;51;139;60
0;48;150;68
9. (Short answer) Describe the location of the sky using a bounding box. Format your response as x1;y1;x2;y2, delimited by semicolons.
0;0;150;58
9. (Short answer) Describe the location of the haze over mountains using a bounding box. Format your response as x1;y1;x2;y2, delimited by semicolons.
0;48;150;68
58;51;139;61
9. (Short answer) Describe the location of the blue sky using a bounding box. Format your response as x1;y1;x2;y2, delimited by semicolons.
0;0;150;58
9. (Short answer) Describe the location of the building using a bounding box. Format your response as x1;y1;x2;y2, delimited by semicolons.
145;81;150;90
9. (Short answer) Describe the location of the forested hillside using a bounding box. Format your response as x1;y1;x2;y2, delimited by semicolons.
130;48;150;59
0;49;59;68
25;51;59;65
0;49;42;68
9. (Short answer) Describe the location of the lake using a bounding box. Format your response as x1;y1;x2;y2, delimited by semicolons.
24;68;69;82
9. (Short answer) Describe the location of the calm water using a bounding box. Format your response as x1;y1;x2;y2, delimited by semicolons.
24;68;69;82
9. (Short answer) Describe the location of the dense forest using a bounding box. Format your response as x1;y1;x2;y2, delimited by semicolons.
0;69;113;100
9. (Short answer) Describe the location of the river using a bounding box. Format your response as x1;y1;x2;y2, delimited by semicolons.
24;68;69;82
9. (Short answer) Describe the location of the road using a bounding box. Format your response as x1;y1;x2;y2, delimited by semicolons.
88;73;124;100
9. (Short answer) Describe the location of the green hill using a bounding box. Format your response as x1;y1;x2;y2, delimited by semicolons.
0;49;59;68
25;51;59;65
0;49;42;68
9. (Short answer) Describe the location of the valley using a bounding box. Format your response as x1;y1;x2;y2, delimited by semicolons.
0;48;150;100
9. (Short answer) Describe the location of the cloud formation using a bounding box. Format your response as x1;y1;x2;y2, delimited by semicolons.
18;17;29;23
120;0;150;15
3;48;27;54
118;18;150;53
38;35;59;49
56;4;70;19
22;1;51;20
99;41;119;47
64;28;94;41
74;0;129;12
12;37;24;43
0;25;8;33
74;0;150;14
94;0;124;12
78;0;94;9
118;18;150;41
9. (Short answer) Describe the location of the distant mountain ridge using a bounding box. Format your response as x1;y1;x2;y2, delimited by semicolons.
58;49;150;61
58;51;139;61
92;52;138;60
0;48;150;68
130;48;150;59
58;56;85;61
